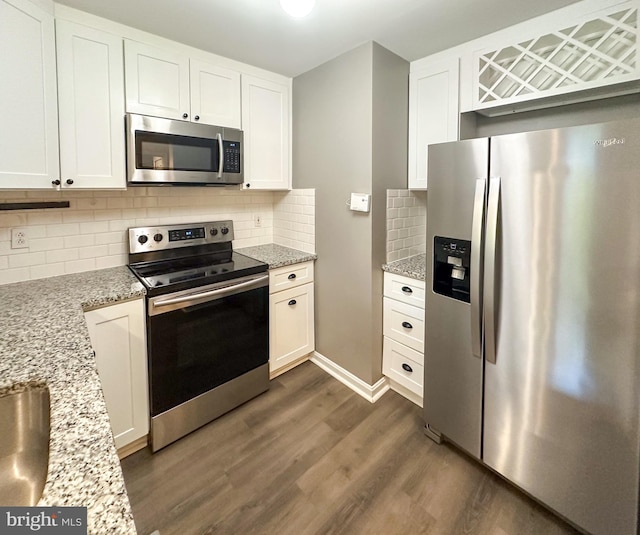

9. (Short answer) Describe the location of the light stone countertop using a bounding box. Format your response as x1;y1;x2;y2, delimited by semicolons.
382;253;426;281
0;266;144;535
237;243;317;269
0;246;314;534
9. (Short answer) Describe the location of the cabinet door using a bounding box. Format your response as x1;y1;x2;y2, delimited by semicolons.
124;40;190;121
190;60;241;128
408;58;459;189
0;0;59;188
241;75;291;190
270;282;314;374
85;299;149;450
56;21;125;189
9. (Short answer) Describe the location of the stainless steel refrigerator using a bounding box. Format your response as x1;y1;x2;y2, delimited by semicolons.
424;118;640;535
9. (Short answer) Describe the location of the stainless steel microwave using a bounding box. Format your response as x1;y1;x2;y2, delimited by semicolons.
126;113;243;186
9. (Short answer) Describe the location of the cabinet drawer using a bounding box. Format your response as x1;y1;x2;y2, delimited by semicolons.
383;337;423;396
383;272;425;309
383;297;424;352
269;261;314;293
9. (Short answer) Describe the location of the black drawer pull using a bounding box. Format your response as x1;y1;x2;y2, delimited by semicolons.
288;299;297;306
402;363;413;373
288;273;296;280
401;321;413;329
401;286;413;294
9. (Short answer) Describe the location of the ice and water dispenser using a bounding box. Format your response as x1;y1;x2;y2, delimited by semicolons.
433;237;471;303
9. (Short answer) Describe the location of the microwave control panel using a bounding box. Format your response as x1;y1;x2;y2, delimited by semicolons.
223;141;241;173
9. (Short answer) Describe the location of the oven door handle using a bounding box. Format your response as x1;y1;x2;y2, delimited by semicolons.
149;273;268;315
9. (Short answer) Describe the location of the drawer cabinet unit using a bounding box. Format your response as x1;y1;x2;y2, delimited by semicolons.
269;261;315;377
382;272;425;406
383;337;424;397
383;272;426;309
84;299;148;456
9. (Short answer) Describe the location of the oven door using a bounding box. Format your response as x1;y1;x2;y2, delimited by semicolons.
147;273;269;418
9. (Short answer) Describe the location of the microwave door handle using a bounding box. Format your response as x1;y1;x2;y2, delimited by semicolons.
217;133;224;178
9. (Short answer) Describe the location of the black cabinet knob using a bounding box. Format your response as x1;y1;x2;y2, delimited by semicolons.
401;363;413;373
401;286;413;294
288;299;297;306
51;179;61;186
401;321;413;329
288;273;296;280
245;183;251;188
182;113;188;119
66;179;74;185
194;115;200;121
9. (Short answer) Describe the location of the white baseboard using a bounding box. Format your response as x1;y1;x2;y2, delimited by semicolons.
310;351;390;403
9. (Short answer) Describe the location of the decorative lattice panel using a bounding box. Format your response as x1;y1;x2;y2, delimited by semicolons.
476;6;638;107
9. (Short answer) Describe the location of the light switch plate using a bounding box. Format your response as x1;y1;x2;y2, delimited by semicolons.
349;193;371;212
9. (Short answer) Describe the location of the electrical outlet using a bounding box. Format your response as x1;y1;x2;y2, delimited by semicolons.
11;228;29;249
254;214;262;227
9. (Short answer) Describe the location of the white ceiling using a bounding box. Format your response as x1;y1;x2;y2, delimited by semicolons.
55;0;582;77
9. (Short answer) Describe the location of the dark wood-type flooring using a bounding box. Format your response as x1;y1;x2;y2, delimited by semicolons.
121;362;580;535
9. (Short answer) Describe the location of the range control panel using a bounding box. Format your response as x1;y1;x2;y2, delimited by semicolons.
128;220;234;254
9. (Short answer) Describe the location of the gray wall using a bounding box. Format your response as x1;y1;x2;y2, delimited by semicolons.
293;42;408;385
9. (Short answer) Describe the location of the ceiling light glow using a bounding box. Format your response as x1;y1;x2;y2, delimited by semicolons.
280;0;315;18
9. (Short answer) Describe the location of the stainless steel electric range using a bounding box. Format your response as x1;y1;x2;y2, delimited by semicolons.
128;220;269;452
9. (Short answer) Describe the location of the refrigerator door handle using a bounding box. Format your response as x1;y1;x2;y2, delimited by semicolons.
484;176;501;365
471;178;486;358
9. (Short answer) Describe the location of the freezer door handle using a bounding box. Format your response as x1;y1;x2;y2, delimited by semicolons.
484;176;501;365
471;178;486;358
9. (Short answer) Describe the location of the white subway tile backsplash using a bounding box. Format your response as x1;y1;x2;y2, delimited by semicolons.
9;252;46;269
30;237;64;252
30;263;65;280
79;245;110;260
0;188;315;285
65;258;96;274
386;189;426;263
46;248;79;264
47;223;80;238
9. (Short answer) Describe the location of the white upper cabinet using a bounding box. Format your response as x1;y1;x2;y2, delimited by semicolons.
0;0;59;188
408;58;459;190
56;20;126;189
241;75;291;190
190;60;241;129
124;41;242;128
472;1;639;114
124;40;191;121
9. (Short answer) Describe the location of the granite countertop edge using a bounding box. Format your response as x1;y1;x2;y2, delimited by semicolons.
381;253;426;281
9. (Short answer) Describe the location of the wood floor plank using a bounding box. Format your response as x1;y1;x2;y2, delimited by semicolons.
121;362;581;535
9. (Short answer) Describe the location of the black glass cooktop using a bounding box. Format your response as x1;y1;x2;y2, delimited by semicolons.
129;251;268;296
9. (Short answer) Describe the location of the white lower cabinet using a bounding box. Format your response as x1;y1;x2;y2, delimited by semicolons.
382;272;425;406
269;262;315;377
84;299;148;453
